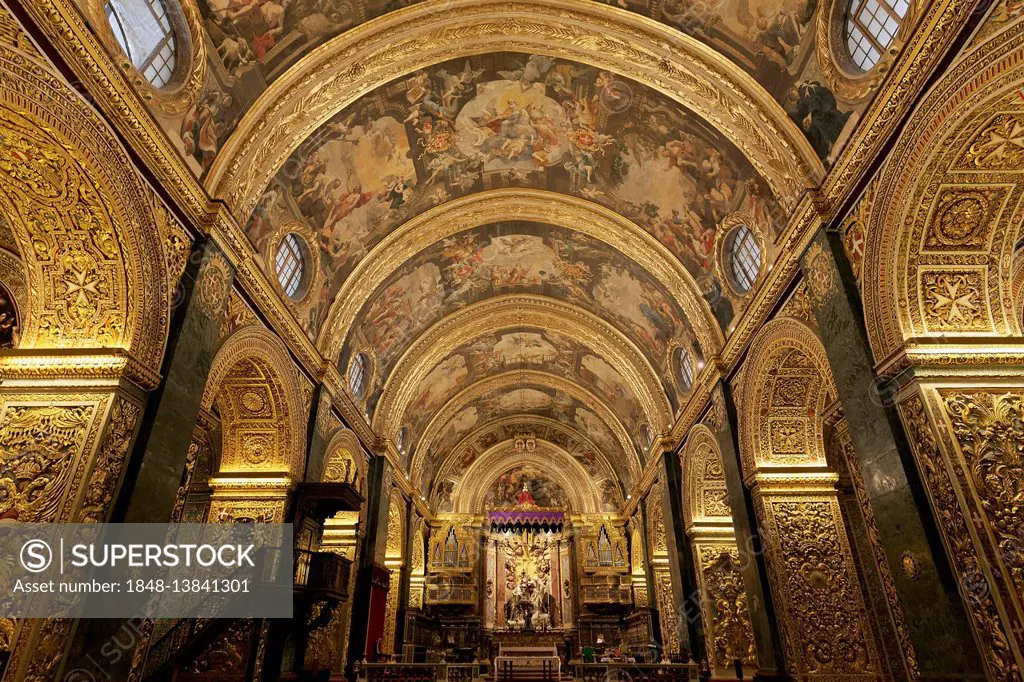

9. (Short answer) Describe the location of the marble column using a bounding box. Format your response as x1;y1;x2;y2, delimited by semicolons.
800;229;986;679
346;456;393;673
653;452;706;661
711;381;790;681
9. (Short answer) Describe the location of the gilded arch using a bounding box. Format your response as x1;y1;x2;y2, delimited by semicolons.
452;439;604;514
863;24;1024;368
201;326;307;477
375;295;673;439
322;189;725;368
680;423;731;529
410;370;642;487
0;36;185;379
322;428;367;492
737;316;838;478
205;0;823;221
433;414;624;494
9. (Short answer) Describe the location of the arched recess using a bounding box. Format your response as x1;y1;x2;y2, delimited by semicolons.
410;370;641;489
862;24;1024;368
431;414;625;511
381;488;407;654
205;0;823;221
0;32;185;376
375;295;673;444
681;424;733;529
451;440;604;515
679;424;756;675
322;428;367;493
201;326;307;480
738;317;837;478
737;317;882;678
322;190;722;366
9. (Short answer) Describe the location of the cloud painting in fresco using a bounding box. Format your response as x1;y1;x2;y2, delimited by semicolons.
398;327;650;456
343;222;693;410
246;53;787;341
179;0;864;175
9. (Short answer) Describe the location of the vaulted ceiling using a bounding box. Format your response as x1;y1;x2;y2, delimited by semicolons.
160;0;882;511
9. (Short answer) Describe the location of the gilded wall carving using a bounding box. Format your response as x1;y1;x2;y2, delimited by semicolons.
941;392;1024;598
697;545;756;671
863;25;1024;364
76;397;142;523
898;393;1022;680
0;401;98;522
756;495;880;678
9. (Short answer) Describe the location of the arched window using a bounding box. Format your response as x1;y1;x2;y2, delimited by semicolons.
274;233;305;299
728;224;761;293
676;347;694;392
104;0;177;87
845;0;909;70
349;352;370;399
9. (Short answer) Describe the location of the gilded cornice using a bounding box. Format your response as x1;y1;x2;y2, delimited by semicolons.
879;340;1024;381
209;213;325;378
318;189;724;363
0;350;158;393
411;369;641;483
322;364;379;447
452;438;605;514
374;295;673;436
433;414;619;488
206;0;822;222
653;197;822;476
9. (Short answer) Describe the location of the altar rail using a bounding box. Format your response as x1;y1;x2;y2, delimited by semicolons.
572;662;699;682
359;662;479;682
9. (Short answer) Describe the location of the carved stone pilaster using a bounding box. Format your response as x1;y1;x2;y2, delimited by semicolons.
897;387;1024;680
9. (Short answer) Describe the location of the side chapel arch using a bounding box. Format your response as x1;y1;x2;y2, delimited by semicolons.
322;428;367;493
201;326;307;480
0;31;185;376
863;22;1024;367
737;317;882;678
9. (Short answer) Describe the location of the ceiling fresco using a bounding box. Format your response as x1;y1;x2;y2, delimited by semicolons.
430;418;627;513
397;326;650;458
175;0;866;177
485;464;568;508
416;380;630;490
345;222;696;411
244;53;784;339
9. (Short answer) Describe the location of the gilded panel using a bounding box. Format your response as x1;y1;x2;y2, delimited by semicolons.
754;494;881;679
897;393;1022;680
695;543;756;673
